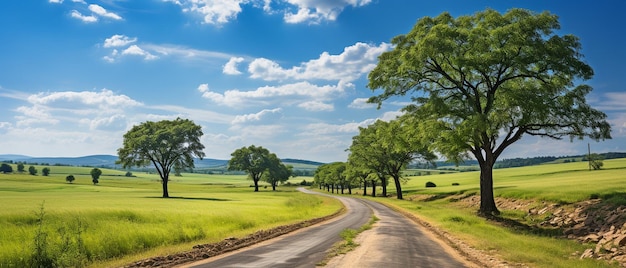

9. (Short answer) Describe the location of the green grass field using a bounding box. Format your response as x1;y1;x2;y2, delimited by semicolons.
0;166;341;267
360;158;626;268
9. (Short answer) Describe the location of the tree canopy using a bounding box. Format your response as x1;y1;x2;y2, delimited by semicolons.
228;145;280;192
347;119;435;199
368;9;611;214
117;118;205;198
91;168;102;185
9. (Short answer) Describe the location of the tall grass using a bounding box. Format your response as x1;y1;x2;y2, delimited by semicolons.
0;167;341;267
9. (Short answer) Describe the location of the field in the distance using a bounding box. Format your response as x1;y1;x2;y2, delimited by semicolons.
0;166;341;267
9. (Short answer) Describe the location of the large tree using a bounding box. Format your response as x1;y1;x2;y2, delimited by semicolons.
117;118;205;198
368;9;611;214
228;145;274;192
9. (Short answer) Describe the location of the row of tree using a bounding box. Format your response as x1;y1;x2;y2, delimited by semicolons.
0;163;49;176
314;119;436;199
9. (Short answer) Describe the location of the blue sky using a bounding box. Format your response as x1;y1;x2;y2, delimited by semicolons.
0;0;624;163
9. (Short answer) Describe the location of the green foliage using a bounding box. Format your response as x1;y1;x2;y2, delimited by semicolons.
125;171;133;177
117;118;205;197
425;181;437;188
91;168;102;185
42;167;50;176
229;145;285;192
66;175;75;183
28;165;37;175
17;163;25;172
0;163;13;173
368;8;611;214
588;153;604;170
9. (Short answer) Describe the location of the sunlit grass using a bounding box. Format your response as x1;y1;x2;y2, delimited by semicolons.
350;158;626;268
0;166;341;267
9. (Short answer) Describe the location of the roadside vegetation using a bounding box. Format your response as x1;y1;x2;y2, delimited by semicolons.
0;166;341;267
318;158;626;268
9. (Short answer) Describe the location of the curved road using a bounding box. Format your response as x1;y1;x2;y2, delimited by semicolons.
181;188;468;268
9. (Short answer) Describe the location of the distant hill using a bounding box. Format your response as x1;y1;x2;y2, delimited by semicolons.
0;154;325;171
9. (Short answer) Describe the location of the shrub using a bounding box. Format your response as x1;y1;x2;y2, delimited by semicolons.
42;167;50;176
425;181;437;188
66;175;75;184
452;182;460;186
125;171;133;177
28;166;37;175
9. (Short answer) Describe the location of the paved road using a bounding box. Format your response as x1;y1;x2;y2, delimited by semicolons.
181;188;467;268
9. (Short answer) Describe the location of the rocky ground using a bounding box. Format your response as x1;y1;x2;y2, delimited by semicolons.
458;195;626;267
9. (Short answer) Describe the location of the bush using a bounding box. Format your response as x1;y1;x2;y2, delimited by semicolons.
125;171;133;177
28;166;38;175
66;175;75;184
452;182;460;186
425;181;437;188
42;167;50;176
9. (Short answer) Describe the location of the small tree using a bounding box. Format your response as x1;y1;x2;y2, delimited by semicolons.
42;167;50;176
66;175;75;184
90;168;102;185
125;171;133;177
589;153;604;170
0;163;13;174
228;145;275;192
29;166;38;176
17;163;25;172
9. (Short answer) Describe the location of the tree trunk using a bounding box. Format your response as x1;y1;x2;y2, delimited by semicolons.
341;185;344;194
392;175;403;200
253;179;259;192
348;185;352;195
371;180;376;197
272;182;276;191
478;161;499;215
381;177;387;197
162;177;169;198
362;181;367;196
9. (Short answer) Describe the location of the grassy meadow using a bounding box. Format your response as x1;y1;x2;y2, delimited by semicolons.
358;158;626;268
0;166;341;267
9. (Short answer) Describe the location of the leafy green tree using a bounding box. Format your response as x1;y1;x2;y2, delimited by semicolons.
29;166;38;176
117;118;206;198
228;145;277;192
368;9;611;214
0;163;13;173
66;175;75;184
262;154;293;191
90;168;102;185
42;167;50;176
347;120;435;199
588;153;604;170
17;163;25;172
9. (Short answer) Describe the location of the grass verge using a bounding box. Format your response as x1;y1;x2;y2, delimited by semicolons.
317;215;379;266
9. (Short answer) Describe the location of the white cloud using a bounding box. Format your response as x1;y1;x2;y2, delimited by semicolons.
248;42;391;83
348;98;376;109
49;0;63;3
223;57;245;75
70;10;97;23
88;4;122;20
180;0;245;25
283;0;373;24
232;108;283;124
298;101;333;112
72;0;86;3
104;35;137;48
122;45;158;60
166;0;373;25
198;81;347;108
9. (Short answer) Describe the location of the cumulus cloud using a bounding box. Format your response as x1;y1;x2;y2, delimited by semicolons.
348;98;376;109
232;108;283;124
104;35;137;48
122;45;158;60
198;81;347;108
165;0;373;25
49;0;64;4
248;42;391;83
283;0;373;24
88;4;122;20
223;57;245;75
71;10;97;22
